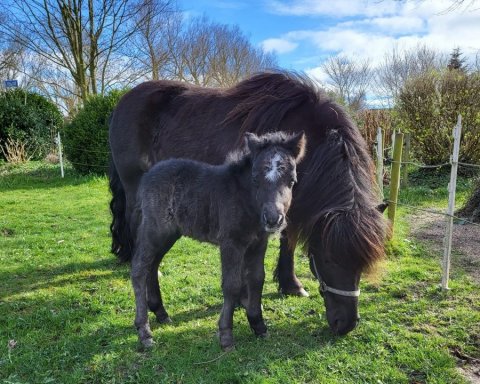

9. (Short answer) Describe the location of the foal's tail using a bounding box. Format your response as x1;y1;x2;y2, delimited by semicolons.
109;159;133;262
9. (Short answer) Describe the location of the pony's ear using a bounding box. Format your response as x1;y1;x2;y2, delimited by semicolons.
377;202;388;213
285;131;306;162
245;132;261;154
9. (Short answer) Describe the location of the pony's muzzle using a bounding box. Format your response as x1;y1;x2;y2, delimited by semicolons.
262;211;284;232
331;316;360;336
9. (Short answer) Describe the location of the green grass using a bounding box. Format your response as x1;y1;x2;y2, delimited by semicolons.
1;162;479;384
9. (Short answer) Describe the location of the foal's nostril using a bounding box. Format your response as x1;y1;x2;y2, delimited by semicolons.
277;214;284;225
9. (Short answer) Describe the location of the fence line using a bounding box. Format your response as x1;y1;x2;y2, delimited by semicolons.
388;159;480;169
68;160;109;169
65;145;111;154
386;200;480;228
376;114;480;291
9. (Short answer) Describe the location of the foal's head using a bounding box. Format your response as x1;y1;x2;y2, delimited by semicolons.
245;131;306;233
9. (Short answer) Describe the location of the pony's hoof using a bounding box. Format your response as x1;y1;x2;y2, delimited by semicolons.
281;287;309;297
157;315;172;324
141;337;155;348
221;343;235;352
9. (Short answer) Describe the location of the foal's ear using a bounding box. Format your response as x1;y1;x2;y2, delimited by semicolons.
245;132;261;154
285;131;306;162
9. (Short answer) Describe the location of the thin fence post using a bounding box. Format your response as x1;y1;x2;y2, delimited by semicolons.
390;130;396;159
401;133;411;189
56;132;64;178
442;115;462;290
376;127;384;197
388;132;404;231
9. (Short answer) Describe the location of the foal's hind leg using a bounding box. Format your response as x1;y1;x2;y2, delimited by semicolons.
146;233;180;323
131;240;156;347
244;237;268;338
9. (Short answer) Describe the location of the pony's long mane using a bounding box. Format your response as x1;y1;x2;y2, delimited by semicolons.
291;126;387;271
223;72;320;137
220;71;387;270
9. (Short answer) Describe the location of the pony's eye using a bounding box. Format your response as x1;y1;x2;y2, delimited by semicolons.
253;176;259;186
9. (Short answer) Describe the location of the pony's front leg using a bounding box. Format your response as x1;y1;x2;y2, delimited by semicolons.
275;230;309;297
131;243;155;347
244;237;268;337
218;242;244;351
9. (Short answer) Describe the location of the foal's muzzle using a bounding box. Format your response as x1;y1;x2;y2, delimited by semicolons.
262;211;284;232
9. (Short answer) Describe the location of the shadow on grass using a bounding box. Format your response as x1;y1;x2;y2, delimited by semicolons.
0;257;128;300
1;286;338;384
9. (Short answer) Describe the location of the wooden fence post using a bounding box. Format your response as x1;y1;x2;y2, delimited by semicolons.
401;133;411;188
388;132;404;231
441;115;462;290
56;132;64;178
376;127;384;197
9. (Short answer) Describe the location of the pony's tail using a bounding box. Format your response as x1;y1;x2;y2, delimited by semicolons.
109;159;133;262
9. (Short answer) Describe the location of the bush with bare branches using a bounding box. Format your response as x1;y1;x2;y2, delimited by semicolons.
0;136;35;163
396;70;480;165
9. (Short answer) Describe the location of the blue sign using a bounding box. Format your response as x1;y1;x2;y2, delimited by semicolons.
4;80;18;88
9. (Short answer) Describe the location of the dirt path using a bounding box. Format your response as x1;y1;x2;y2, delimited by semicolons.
408;211;480;383
409;212;480;284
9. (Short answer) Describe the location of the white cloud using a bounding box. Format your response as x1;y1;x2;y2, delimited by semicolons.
265;0;480;65
265;0;400;17
261;38;298;53
362;16;425;35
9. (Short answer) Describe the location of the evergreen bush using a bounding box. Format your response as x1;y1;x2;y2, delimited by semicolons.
0;89;63;160
63;90;127;174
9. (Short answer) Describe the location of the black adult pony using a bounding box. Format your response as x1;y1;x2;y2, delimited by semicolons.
109;71;387;336
132;131;305;350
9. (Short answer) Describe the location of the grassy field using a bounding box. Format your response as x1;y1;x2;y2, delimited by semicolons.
0;162;479;384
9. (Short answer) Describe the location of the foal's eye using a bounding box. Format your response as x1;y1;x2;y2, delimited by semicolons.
253;176;259;186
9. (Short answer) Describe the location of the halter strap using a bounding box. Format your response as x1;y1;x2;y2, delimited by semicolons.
310;254;361;298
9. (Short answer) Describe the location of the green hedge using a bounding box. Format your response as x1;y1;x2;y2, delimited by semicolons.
63;90;127;174
0;89;63;160
396;70;480;165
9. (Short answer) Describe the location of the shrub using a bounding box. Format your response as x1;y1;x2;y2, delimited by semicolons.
0;89;63;160
63;89;127;175
354;108;395;156
457;178;480;223
396;70;480;165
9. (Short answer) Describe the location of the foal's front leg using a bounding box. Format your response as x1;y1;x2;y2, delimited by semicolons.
244;236;268;338
218;242;244;351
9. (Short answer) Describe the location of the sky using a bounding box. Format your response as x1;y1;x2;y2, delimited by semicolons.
182;0;480;84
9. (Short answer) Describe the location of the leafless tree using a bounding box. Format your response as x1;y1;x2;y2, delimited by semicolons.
130;0;179;80
376;44;446;103
209;24;276;87
170;16;276;87
0;0;138;103
322;55;371;110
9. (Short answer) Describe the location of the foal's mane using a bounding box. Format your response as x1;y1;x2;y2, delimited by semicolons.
219;71;387;270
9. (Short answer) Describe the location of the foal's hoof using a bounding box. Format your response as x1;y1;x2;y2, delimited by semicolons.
256;331;268;339
141;337;155;348
157;315;172;324
281;286;309;297
221;343;235;352
218;331;235;352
